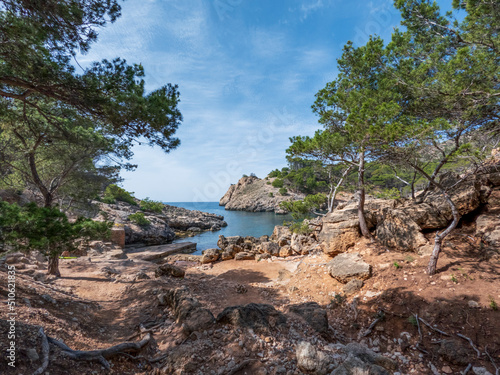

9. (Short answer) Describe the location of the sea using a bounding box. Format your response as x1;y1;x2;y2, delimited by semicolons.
165;202;292;255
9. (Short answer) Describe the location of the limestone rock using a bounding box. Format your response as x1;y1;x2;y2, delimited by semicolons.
328;253;372;283
255;253;271;261
235;252;255;261
200;248;220;264
291;233;316;255
258;241;280;256
343;279;364;295
219;175;305;212
155;263;185;278
296;341;331;375
437;340;471;365
279;245;293;258
271;225;292;241
376;209;428;252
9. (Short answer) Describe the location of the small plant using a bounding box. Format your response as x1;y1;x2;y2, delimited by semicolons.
489;296;498;311
405;255;415;263
266;181;271;185
268;192;274;197
242;174;248;178
128;212;150;227
278;187;288;195
451;274;458;283
330;293;346;308
272;178;284;188
284;220;312;235
393;262;401;269
140;198;164;213
408;315;418;326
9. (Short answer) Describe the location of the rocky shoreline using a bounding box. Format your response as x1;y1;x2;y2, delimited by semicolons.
219;175;305;213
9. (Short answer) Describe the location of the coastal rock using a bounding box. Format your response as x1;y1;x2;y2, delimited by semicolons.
258;241;280;256
328;253;372;283
201;248;220;264
217;235;244;250
255;253;271;261
291;233;316;255
235;252;255;261
279;245;294;257
271;225;292;241
475;188;500;247
219;176;305;212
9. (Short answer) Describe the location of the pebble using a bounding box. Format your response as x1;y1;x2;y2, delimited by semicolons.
468;300;480;308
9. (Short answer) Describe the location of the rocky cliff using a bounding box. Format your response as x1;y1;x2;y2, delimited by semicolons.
219;176;305;213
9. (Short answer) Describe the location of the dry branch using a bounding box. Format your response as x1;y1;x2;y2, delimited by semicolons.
456;333;481;358
47;333;151;369
31;327;49;375
418;317;450;336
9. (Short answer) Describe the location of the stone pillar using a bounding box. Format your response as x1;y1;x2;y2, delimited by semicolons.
111;225;125;249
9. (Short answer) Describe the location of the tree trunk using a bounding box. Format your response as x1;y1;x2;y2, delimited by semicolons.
328;165;352;213
357;151;372;239
427;191;460;275
47;255;61;277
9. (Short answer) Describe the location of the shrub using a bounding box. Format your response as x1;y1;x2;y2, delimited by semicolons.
272;178;284;188
375;187;401;200
284;220;312;235
103;184;137;206
279;187;288;195
140;198;164;213
268;192;274;197
128;212;150;227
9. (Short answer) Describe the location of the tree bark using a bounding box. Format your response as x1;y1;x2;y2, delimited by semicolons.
47;255;61;277
328;165;352;213
427;191;460;275
357;151;372;239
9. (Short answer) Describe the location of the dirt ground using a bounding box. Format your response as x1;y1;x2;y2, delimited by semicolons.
0;219;499;375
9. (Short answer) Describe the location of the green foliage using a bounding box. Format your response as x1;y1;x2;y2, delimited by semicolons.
374;187;401;200
278;187;288;196
140;198;164;213
489;296;498;311
451;274;458;283
330;293;346;309
408;315;418;327
272;178;284;188
393;262;401;269
280;193;327;220
283;220;313;235
268;192;274;197
128;212;150;227
103;184;136;206
0;201;111;258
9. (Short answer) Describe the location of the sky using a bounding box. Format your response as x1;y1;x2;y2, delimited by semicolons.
76;0;453;202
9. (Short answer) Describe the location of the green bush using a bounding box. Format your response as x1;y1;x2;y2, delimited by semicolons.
272;178;284;188
374;187;401;200
284;220;312;235
128;212;150;227
103;184;137;206
140;198;164;213
268;192;274;197
279;187;288;195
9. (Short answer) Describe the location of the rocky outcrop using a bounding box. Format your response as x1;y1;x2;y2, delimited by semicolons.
219;176;305;212
216;303;287;333
320;166;500;255
155;263;185;278
95;200;227;246
475;188;500;248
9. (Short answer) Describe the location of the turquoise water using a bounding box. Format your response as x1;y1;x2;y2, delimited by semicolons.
165;202;292;254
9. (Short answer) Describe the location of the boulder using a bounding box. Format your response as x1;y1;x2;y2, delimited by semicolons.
475;189;500;247
437;340;471;365
291;233;316;255
200;248;220;264
217;235;244;250
220;244;244;260
342;279;364;295
328;253;372;283
288;302;328;336
296;341;331;375
271;225;292;241
155;263;185;278
279;245;294;258
330;342;397;374
235;252;255;261
216;303;286;333
319;210;364;257
375;209;428;252
258;241;280;256
158;287;215;334
255;253;271;261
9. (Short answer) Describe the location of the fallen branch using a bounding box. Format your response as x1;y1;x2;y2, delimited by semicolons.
47;333;151;369
461;363;472;375
415;314;429;354
485;346;500;375
361;311;384;337
32;327;49;375
418;317;450;336
456;333;481;358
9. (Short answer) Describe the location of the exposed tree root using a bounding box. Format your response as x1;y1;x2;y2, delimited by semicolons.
225;359;256;375
47;333;152;370
32;327;49;375
461;363;472;375
485;346;500;375
418;317;450;336
457;333;481;358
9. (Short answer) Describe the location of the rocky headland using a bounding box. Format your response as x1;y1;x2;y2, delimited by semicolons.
219;175;305;213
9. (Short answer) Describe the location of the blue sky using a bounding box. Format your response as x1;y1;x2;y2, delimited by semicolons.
77;0;452;202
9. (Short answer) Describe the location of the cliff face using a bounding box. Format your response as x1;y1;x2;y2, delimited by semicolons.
219;176;305;213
